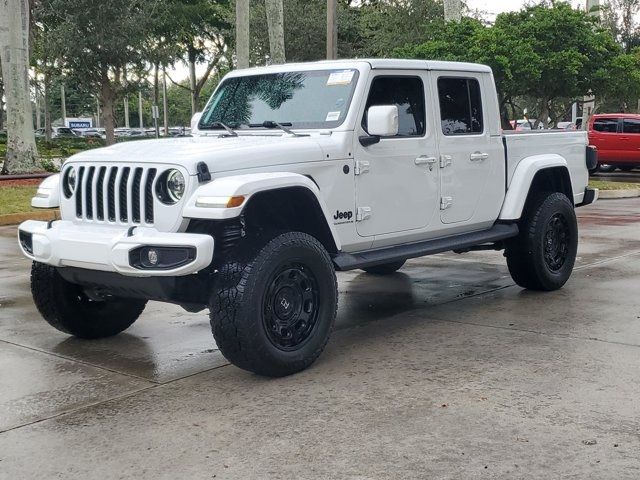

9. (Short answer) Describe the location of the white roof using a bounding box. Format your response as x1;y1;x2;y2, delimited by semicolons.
226;59;492;77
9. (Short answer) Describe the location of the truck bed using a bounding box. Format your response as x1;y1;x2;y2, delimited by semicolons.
503;130;589;204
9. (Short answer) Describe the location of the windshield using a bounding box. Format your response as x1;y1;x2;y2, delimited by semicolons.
199;69;359;130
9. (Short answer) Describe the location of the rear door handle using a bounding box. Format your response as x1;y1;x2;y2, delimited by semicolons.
470;152;489;161
415;155;438;166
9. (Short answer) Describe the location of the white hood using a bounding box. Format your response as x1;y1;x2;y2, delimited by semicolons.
68;134;326;175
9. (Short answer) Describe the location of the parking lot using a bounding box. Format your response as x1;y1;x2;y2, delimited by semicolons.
1;197;639;479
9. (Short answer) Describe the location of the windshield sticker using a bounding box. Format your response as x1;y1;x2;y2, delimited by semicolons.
327;70;355;86
325;111;341;122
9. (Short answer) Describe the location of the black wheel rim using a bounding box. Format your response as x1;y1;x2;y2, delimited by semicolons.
543;213;570;272
263;262;320;351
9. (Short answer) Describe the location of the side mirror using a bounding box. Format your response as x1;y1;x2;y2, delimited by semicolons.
367;105;399;137
190;112;203;133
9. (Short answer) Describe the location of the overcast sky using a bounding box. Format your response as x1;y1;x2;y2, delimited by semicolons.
468;0;584;19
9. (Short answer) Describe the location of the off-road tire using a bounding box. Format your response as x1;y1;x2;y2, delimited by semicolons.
505;192;578;291
31;262;147;338
597;164;616;173
209;232;338;377
362;260;406;275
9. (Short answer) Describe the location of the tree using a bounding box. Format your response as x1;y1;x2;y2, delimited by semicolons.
248;0;362;63
444;0;461;22
593;50;640;112
602;0;640;53
0;67;4;132
265;0;285;63
0;0;39;174
236;0;250;68
357;0;444;57
36;0;161;145
397;3;621;127
159;0;232;116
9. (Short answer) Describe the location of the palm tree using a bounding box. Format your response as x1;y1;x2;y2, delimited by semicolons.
444;0;461;22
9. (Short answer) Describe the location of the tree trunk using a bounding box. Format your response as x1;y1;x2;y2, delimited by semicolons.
0;72;4;132
101;79;116;145
326;0;337;60
265;0;285;64
153;63;160;107
236;0;250;69
162;68;169;135
0;0;38;174
499;97;513;130
44;75;52;142
188;46;198;116
444;0;461;22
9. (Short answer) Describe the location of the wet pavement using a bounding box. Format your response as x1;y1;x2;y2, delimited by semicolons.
0;198;639;479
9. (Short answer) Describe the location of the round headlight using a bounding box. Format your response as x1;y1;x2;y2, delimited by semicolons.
156;169;185;204
63;168;76;198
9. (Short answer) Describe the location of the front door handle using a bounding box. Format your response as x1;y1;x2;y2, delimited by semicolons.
415;155;438;166
470;152;489;161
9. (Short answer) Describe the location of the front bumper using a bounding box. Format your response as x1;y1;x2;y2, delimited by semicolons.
17;220;214;277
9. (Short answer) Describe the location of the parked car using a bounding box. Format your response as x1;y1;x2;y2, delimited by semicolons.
556;121;576;130
511;119;545;131
35;127;79;138
588;114;640;172
20;59;596;377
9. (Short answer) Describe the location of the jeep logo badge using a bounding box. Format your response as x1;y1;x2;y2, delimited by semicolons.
333;210;353;220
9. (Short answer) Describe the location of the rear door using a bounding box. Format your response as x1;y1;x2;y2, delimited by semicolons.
431;73;504;225
590;117;620;162
621;118;640;163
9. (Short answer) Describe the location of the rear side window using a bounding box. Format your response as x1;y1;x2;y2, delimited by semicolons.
363;76;425;136
593;118;619;133
437;77;483;135
622;118;640;134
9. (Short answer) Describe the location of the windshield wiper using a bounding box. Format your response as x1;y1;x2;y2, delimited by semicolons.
248;120;304;137
201;121;238;137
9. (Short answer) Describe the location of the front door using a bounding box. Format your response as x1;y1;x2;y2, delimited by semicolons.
354;73;439;237
432;73;504;225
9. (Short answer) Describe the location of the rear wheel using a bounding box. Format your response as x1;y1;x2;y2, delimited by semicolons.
505;192;578;291
597;164;616;173
210;232;338;377
31;262;146;338
362;260;406;275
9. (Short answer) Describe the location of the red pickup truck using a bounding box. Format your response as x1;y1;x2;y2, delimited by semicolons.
588;113;640;172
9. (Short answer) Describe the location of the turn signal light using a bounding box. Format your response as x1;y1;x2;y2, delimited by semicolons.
195;195;245;208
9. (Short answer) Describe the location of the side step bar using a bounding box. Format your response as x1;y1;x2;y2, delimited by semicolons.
332;223;519;271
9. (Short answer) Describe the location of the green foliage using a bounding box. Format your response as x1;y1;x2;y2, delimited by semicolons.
397;3;627;124
40;158;59;173
356;0;445;57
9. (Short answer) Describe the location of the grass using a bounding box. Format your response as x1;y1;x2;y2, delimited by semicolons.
0;185;38;215
588;179;640;191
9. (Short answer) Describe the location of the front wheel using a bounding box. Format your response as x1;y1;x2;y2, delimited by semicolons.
210;232;338;377
505;192;578;291
31;262;147;338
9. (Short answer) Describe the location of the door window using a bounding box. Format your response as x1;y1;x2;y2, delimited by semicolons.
622;118;640;134
437;78;483;135
593;118;619;133
362;76;425;136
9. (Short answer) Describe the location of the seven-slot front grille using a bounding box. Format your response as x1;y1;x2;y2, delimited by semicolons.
74;165;157;225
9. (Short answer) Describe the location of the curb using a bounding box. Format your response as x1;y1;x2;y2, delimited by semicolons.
0;210;59;227
598;189;640;199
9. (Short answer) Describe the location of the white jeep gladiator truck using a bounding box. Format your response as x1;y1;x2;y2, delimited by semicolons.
18;59;598;376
